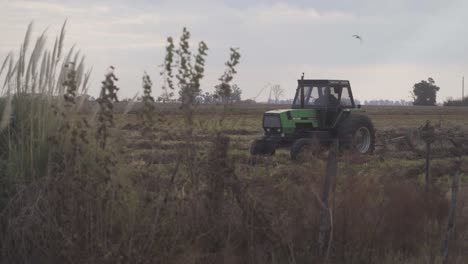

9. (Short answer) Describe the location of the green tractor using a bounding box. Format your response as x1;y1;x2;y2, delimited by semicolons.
250;77;375;159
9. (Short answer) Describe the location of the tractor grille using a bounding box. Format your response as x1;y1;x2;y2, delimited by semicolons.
263;114;281;135
263;114;281;128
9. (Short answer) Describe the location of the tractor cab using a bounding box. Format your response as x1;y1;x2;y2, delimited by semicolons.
292;79;357;127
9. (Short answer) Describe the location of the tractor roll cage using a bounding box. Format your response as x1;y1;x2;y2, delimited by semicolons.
292;79;356;109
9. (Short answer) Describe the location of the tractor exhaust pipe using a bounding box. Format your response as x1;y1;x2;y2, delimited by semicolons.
300;73;305;108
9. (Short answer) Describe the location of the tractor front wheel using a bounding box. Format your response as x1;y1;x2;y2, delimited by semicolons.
250;139;276;156
290;138;320;160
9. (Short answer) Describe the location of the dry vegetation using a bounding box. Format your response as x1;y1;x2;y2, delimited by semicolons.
1;23;468;264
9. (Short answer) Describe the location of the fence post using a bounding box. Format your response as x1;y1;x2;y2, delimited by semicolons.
420;121;435;185
425;141;431;184
205;134;230;261
318;138;338;260
441;160;461;264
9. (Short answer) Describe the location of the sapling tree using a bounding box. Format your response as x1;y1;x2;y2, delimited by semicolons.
140;72;156;135
96;66;119;149
176;28;192;105
214;48;241;103
158;28;210;193
159;37;175;102
160;28;208;108
190;41;208;104
59;62;89;174
63;63;78;107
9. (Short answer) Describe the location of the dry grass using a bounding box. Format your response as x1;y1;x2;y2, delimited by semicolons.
1;22;468;264
2;102;468;264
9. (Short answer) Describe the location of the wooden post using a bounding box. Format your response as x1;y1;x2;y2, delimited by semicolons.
205;134;230;260
420;120;435;185
441;160;461;264
425;141;431;185
318;138;338;260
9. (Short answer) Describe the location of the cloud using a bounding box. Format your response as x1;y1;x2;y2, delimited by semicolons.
110;14;163;26
9;1;85;14
1;0;468;102
250;3;354;24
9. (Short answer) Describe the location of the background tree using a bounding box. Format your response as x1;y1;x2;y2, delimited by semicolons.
412;77;440;106
271;84;284;103
230;84;242;103
202;92;215;103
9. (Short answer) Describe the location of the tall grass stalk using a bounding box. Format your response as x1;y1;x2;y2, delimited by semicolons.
0;21;90;203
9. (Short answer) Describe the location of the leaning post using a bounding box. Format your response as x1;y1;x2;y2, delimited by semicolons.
318;137;339;261
420;120;435;185
441;160;461;264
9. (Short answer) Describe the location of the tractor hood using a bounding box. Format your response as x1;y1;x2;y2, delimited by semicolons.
265;109;291;114
265;109;317;119
263;109;318;135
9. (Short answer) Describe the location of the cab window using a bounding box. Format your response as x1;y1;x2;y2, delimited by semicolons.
340;87;353;107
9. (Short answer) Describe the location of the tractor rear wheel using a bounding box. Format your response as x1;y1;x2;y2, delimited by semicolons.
337;115;375;154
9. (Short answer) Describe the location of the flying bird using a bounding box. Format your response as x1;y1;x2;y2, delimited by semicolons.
352;34;363;44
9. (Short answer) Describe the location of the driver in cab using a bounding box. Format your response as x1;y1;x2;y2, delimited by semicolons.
315;87;339;106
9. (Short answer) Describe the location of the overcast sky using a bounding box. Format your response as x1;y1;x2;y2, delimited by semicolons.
1;0;467;102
